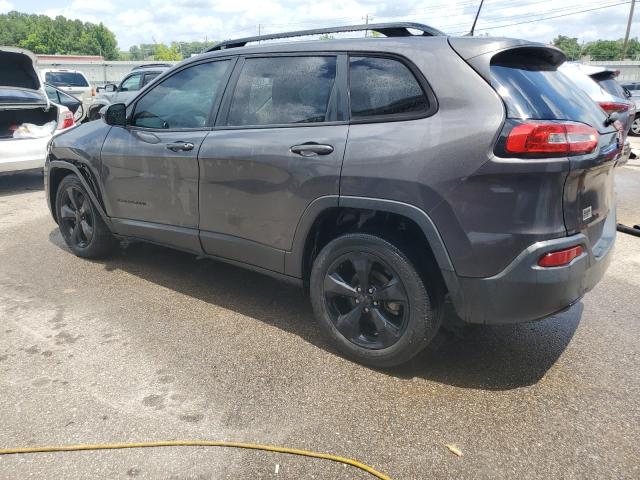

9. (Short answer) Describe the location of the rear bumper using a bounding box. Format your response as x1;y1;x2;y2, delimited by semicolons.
454;209;616;325
0;136;49;173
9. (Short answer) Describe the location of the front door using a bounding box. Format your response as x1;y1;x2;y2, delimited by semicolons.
100;58;234;250
198;55;348;272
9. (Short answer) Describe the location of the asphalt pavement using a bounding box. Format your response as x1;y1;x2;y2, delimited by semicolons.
0;168;638;479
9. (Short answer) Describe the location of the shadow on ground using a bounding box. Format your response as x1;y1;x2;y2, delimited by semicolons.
0;171;44;197
48;227;581;392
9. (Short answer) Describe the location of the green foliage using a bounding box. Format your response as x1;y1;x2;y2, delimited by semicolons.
0;11;119;59
318;34;334;40
552;35;640;61
153;44;181;61
128;41;217;60
552;35;582;60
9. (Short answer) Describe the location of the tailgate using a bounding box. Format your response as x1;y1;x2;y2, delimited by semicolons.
563;129;620;250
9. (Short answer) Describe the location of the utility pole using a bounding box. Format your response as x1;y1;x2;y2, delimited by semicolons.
258;24;262;36
622;0;636;60
362;14;373;37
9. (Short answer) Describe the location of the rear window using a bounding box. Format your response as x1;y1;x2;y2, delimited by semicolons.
490;53;607;129
595;78;626;98
45;72;89;87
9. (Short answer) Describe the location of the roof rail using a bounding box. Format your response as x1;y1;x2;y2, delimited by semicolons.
131;63;173;70
206;22;445;52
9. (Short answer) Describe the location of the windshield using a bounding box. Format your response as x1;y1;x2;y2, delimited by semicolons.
45;72;89;87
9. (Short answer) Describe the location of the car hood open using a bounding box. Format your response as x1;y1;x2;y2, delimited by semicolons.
0;46;49;109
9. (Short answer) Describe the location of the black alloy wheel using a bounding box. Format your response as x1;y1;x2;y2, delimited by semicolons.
59;185;95;249
323;252;409;350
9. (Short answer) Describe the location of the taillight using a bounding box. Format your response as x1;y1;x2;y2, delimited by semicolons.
504;121;599;156
538;246;584;268
58;110;75;130
598;101;629;114
91;87;96;97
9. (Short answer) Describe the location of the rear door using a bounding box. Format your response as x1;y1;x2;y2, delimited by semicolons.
198;54;348;272
100;58;234;250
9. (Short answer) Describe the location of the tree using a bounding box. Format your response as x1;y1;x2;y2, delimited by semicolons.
583;39;623;60
153;44;182;61
552;35;582;60
0;11;119;59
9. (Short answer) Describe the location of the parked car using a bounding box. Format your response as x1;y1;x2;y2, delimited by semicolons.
621;82;640;135
40;68;93;121
88;64;169;121
45;24;620;367
1;47;75;174
44;83;84;122
560;63;633;162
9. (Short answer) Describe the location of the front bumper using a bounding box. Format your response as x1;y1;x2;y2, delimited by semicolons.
0;136;49;173
454;209;616;325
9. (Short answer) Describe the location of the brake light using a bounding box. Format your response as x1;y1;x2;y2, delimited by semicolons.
598;101;629;114
58;110;75;130
538;246;583;268
505;121;599;156
91;87;96;97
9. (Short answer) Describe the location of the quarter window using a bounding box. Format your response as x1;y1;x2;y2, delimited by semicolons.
349;56;428;118
132;60;231;129
227;56;336;126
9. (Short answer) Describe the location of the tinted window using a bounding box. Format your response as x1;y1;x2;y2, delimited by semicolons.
349;57;428;118
142;72;161;86
120;74;142;91
132;60;231;129
491;56;607;128
44;72;89;87
227;56;336;126
596;78;626;98
44;85;60;103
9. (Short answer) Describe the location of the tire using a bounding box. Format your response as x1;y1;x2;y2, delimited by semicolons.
55;174;116;258
631;115;640;136
310;233;443;368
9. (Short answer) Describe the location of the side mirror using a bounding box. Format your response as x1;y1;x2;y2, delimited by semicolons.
103;103;127;126
103;84;117;93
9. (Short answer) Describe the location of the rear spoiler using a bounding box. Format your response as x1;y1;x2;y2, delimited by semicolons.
448;37;566;82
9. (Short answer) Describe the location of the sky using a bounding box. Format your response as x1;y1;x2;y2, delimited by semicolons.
1;0;638;50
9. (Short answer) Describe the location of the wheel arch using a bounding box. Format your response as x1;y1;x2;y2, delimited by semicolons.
284;196;463;309
48;160;110;227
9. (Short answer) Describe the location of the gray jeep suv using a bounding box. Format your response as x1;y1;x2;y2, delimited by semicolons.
45;23;619;367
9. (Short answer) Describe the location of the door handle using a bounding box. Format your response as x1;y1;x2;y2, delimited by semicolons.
166;142;195;152
290;142;334;157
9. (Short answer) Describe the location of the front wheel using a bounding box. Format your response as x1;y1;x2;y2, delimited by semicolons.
310;233;443;368
55;174;117;258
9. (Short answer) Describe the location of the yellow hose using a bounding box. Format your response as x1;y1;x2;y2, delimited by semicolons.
0;440;392;480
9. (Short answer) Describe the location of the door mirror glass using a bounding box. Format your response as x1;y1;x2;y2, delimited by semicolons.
104;103;126;126
103;84;117;93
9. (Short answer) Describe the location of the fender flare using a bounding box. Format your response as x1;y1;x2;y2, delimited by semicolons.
284;195;463;308
48;160;112;228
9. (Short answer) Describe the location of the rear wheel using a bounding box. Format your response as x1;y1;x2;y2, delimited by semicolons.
310;233;443;368
631;115;640;136
55;174;116;258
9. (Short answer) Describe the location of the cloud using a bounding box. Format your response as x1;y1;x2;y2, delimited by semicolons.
0;0;13;13
30;0;640;50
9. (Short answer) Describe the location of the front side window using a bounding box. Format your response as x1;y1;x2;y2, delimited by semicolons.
131;60;231;129
227;56;336;126
349;56;428;119
120;74;142;92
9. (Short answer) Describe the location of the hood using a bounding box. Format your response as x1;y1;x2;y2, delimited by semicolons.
0;46;49;109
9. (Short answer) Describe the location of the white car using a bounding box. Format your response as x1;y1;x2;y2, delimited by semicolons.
1;47;76;174
40;68;93;121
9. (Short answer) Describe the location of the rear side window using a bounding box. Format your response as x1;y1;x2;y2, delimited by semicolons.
490;52;607;128
143;72;161;86
349;56;428;119
596;77;626;98
227;56;336;126
44;72;89;87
